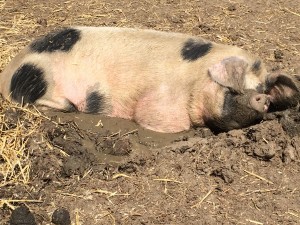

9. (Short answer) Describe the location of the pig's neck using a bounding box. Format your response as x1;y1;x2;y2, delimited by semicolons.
189;79;224;127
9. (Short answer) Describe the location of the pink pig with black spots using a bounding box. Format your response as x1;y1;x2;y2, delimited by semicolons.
0;27;299;132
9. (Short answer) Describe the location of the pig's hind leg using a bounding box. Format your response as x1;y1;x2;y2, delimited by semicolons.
35;96;79;112
37;89;108;114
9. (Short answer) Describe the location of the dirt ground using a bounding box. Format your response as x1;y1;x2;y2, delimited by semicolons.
0;0;300;224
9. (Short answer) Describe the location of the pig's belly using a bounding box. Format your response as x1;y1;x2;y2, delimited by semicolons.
109;85;192;133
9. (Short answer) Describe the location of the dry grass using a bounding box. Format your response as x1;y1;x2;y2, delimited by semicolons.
0;1;49;189
0;14;38;71
0;98;51;187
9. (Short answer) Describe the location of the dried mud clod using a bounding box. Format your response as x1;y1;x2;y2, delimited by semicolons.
40;120;134;177
198;24;211;33
242;121;296;162
211;167;235;184
278;109;300;137
35;120;93;177
274;49;284;61
227;4;237;12
43;120;86;155
96;135;132;156
9;205;36;225
51;208;71;225
3;108;25;129
118;158;147;174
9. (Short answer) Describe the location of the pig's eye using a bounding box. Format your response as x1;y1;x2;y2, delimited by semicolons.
227;87;241;95
256;83;264;93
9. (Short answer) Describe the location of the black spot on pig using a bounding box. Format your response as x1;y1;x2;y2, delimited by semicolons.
205;90;264;132
86;91;105;113
251;60;261;72
10;63;47;104
181;39;212;61
30;28;81;53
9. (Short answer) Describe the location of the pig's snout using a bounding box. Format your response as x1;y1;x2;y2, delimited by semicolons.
250;94;270;112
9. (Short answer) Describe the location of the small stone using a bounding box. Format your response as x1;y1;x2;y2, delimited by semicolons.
228;4;237;11
37;18;47;27
282;145;295;163
198;24;211;33
274;49;284;60
294;66;300;75
253;141;276;160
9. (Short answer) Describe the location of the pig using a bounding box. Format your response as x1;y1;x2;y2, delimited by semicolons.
0;27;299;133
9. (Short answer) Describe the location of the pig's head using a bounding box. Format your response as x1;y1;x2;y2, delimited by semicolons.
195;56;300;132
203;89;270;132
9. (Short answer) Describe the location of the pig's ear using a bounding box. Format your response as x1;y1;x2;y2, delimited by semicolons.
208;56;248;92
266;73;300;110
